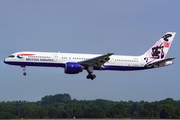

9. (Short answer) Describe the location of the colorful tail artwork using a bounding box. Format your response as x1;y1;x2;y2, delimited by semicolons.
143;32;176;67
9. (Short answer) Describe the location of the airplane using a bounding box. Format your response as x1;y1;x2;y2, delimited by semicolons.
4;32;176;80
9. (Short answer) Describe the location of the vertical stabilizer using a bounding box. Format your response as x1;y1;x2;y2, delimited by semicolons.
143;32;176;66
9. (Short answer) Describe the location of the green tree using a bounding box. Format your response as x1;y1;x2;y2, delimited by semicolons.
34;106;47;118
108;103;128;118
48;106;59;118
74;106;84;118
20;105;35;119
129;103;139;117
175;106;180;118
41;93;71;104
0;112;12;119
84;106;106;118
160;104;175;118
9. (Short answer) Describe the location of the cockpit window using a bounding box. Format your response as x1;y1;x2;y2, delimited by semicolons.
8;55;15;58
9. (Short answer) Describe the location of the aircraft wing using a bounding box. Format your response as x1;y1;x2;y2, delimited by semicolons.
146;57;175;67
79;53;114;69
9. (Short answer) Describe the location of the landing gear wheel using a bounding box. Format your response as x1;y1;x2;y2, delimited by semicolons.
86;74;96;80
23;72;26;76
86;74;91;79
90;74;96;80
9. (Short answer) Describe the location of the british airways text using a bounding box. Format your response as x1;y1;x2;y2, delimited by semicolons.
26;58;53;62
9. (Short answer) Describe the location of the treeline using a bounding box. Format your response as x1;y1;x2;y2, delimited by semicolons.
0;93;180;119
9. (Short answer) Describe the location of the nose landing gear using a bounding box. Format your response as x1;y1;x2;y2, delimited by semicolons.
23;72;26;76
22;66;26;76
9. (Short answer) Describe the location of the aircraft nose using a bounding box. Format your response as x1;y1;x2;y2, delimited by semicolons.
4;59;7;64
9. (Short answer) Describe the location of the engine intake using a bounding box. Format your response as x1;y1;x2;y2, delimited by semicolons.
65;62;83;74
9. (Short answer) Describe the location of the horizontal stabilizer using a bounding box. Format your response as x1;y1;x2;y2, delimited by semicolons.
146;57;175;67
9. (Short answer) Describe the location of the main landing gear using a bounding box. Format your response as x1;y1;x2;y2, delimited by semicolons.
22;66;26;76
86;66;96;80
86;74;96;80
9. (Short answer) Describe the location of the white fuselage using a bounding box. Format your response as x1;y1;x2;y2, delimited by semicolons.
4;51;145;71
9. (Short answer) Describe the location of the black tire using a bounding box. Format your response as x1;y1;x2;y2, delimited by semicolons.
92;75;96;79
23;72;26;76
90;75;96;80
86;74;91;79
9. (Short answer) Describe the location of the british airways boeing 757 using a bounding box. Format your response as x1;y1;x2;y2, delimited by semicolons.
4;32;176;80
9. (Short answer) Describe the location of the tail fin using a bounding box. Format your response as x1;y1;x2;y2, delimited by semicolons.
143;32;176;66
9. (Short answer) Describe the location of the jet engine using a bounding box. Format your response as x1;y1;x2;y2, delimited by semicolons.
64;62;83;74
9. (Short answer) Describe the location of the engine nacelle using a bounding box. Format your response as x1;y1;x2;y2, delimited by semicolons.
65;62;83;74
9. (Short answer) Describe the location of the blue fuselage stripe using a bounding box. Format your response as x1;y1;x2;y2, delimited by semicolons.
4;61;65;67
4;61;151;71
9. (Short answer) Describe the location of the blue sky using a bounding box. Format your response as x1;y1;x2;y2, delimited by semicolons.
0;0;180;102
